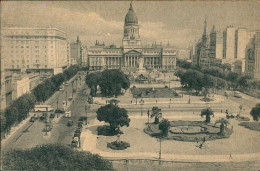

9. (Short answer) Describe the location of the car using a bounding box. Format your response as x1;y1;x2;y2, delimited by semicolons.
234;91;242;98
71;140;78;147
65;111;71;118
29;116;37;122
68;97;73;101
75;128;82;134
67;120;73;126
63;82;69;86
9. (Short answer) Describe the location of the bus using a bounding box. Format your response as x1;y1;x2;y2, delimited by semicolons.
34;105;54;112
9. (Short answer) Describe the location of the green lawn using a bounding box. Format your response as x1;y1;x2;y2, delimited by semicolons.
239;122;260;131
131;87;180;98
144;120;233;142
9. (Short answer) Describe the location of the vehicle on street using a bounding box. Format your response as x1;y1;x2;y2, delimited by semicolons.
71;140;79;147
59;86;64;91
63;82;69;86
234;91;242;98
34;105;54;112
68;97;73;101
65;111;71;118
29;116;37;122
67;120;73;126
55;109;65;114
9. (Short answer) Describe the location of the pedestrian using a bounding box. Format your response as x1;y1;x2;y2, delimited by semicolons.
229;153;232;160
156;100;157;104
131;100;132;104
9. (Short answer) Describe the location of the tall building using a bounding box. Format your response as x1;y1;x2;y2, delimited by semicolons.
87;2;177;71
0;32;6;111
70;36;85;66
254;31;260;80
209;26;223;60
223;26;236;64
2;27;70;80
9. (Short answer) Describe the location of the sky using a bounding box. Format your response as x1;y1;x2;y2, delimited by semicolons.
1;1;260;49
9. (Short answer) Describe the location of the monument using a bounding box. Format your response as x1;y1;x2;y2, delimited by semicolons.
138;57;146;74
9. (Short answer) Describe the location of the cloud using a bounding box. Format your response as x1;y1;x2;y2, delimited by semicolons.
1;2;201;48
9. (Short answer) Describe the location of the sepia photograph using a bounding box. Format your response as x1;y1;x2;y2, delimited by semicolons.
0;1;260;170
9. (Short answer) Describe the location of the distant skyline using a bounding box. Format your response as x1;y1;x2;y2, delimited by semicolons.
1;1;260;49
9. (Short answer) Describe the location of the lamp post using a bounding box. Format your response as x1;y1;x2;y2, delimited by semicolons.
147;109;150;125
72;82;74;99
156;136;163;163
140;99;144;116
168;76;170;88
66;91;68;105
56;98;59;110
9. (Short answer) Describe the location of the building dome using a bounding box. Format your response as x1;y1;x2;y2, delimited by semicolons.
125;3;138;25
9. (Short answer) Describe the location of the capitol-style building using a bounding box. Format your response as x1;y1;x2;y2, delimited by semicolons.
87;3;177;71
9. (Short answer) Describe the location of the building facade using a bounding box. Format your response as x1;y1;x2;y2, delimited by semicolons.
253;31;260;80
2;27;70;80
87;3;177;71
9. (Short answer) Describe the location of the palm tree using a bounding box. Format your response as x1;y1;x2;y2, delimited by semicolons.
150;107;162;124
215;118;229;135
201;107;214;123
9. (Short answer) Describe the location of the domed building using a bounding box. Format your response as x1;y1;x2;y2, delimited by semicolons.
87;2;177;71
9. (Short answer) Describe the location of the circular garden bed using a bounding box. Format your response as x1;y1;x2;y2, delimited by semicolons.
107;141;130;150
144;120;233;142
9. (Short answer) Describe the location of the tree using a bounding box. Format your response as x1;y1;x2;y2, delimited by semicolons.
174;69;185;79
202;74;217;97
150;106;162;124
96;104;130;133
215;118;229;135
2;144;113;170
85;72;101;96
216;78;228;90
203;67;225;79
201;107;214;123
226;72;239;88
99;69;130;97
159;119;171;137
250;103;260;121
238;76;251;90
180;70;204;94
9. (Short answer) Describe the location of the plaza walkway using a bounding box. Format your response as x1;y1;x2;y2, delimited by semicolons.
81;118;260;163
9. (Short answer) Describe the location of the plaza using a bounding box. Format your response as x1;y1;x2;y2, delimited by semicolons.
80;75;260;163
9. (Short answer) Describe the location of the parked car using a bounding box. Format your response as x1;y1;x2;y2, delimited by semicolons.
75;128;82;134
68;97;73;101
71;140;79;147
67;120;73;126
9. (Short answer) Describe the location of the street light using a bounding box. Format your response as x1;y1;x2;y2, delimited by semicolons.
168;76;170;88
147;109;150;125
72;82;74;99
66;91;68;105
140;99;144;116
156;136;163;164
